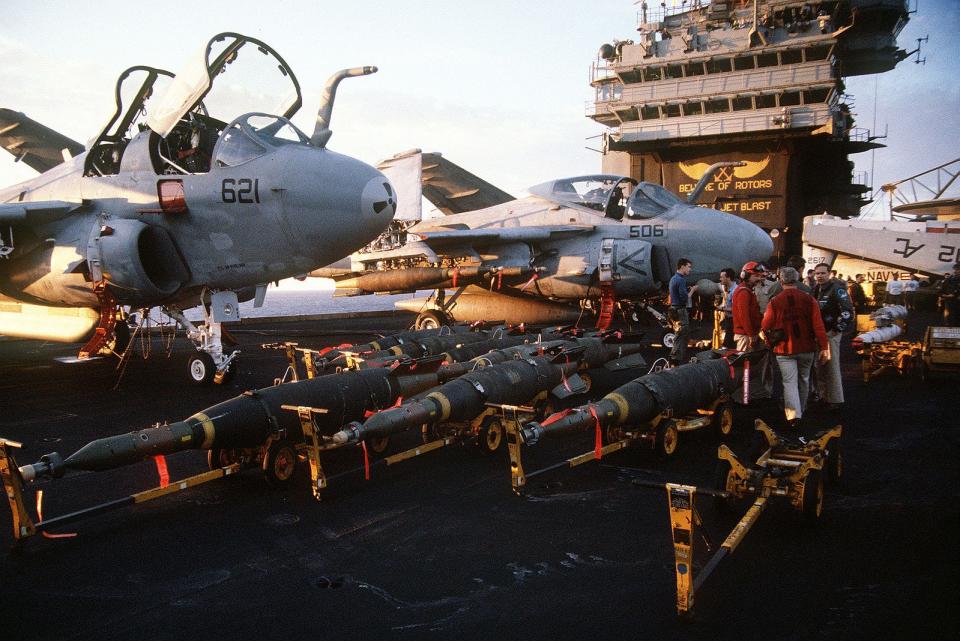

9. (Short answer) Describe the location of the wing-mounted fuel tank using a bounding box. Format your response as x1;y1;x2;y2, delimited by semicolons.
87;219;189;303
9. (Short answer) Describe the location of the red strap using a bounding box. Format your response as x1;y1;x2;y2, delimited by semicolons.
519;273;539;291
590;405;602;460
317;346;335;356
742;359;751;405
561;355;572;392
539;407;574;428
36;490;77;539
154;455;170;488
719;354;735;381
452;268;459;288
361;441;371;481
497;272;503;290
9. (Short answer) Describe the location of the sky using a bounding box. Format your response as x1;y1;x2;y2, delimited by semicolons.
1;0;957;211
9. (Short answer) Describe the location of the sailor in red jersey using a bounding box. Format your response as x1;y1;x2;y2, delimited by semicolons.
761;266;830;426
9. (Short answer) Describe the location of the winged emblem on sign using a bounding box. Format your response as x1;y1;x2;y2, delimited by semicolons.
679;157;770;180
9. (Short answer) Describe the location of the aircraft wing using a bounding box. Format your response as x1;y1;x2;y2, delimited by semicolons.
414;224;594;247
0;201;80;225
378;150;514;216
0;108;85;173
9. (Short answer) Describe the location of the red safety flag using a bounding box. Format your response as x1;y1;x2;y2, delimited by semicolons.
519;273;539;292
742;359;750;405
361;441;371;481
590;405;603;460
154;455;170;488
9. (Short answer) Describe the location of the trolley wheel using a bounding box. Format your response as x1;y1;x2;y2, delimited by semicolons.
661;330;677;349
476;416;504;455
713;459;736;512
800;468;825;523
416;310;447;330
367;435;391;456
207;447;239;470
825;438;843;485
712;400;735;440
655;419;680;457
187;351;216;385
262;440;298;488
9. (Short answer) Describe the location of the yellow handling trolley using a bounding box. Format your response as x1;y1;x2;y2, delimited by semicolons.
637;419;842;617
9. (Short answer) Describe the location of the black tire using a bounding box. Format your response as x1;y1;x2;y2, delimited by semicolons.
367;435;391;456
655;419;680;457
262;440;298;488
712;400;735;441
825;438;843;485
477;416;504;455
713;459;736;512
416;310;447;330
187;351;216;385
801;468;825;523
207;447;238;470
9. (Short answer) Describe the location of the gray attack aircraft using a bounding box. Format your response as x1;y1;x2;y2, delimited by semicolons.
323;149;772;329
0;33;396;383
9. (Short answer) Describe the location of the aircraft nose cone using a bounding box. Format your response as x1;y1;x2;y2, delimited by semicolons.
361;175;397;225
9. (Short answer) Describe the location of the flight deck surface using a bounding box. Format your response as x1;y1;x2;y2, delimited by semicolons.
0;313;956;641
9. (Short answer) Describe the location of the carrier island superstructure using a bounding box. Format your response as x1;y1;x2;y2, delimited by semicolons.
590;0;913;256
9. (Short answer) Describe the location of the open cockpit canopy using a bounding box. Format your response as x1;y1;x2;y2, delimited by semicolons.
83;66;174;176
146;33;302;139
528;175;638;217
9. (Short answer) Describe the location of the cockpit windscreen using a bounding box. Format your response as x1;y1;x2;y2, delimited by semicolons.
627;182;683;219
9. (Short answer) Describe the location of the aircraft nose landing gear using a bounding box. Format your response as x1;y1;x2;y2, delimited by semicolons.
165;292;240;385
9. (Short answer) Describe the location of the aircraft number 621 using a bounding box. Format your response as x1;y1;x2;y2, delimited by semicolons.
221;178;261;204
629;224;664;238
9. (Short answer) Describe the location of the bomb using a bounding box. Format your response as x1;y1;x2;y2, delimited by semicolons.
19;359;446;480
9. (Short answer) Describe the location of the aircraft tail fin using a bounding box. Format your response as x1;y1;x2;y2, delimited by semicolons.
376;149;514;217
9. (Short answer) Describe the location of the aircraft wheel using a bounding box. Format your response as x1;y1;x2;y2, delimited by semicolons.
262;440;298;488
187;352;216;385
712;400;735;441
800;469;825;523
655;420;679;457
825;438;843;486
477;416;504;454
661;330;676;349
207;447;239;470
416;310;447;330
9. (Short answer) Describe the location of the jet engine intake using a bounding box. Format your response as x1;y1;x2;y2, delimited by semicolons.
90;220;189;303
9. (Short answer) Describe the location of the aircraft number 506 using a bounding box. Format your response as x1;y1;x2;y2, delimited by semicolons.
629;224;664;238
222;178;260;204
